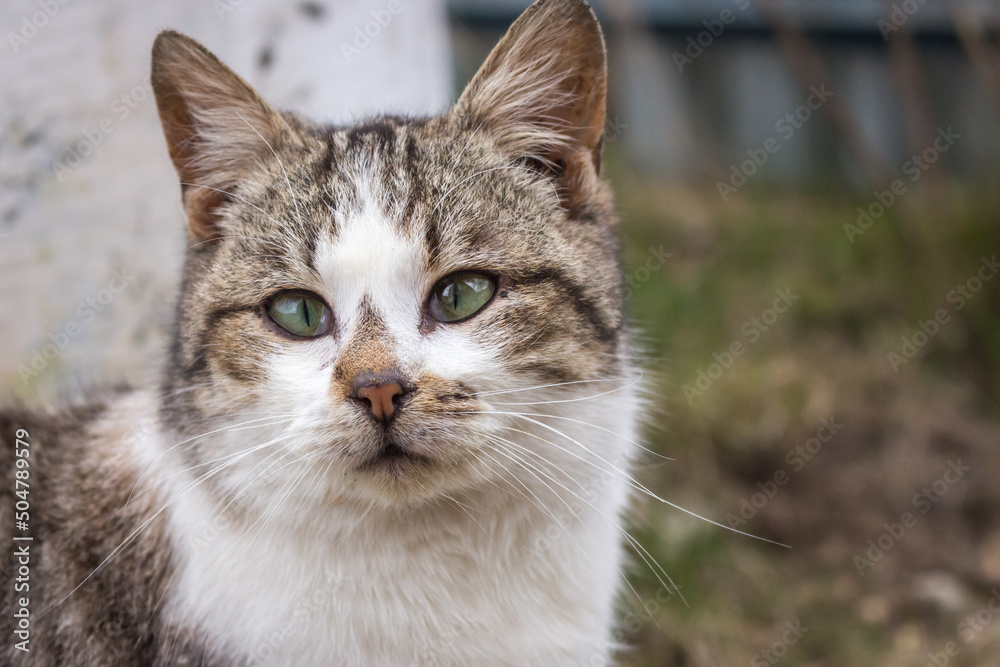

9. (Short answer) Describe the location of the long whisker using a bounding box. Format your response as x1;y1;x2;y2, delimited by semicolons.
514;412;788;547
476;446;569;539
440;492;488;535
471;376;638;398
235;112;306;231
241;452;318;549
488;431;590;496
487;435;681;608
489;375;643;406
472;451;656;616
621;529;686;609
213;446;301;520
464;410;789;548
41;430;298;617
132;429;300;506
488;436;595;536
126;415;295;506
466;450;523;503
508;414;673;462
179;183;288;240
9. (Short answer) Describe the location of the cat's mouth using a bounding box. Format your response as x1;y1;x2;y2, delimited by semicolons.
358;437;433;473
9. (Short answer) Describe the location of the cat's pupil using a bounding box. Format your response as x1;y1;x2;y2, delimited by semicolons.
267;293;331;337
428;272;496;322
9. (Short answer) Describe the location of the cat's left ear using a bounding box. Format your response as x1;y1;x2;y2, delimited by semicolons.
151;30;296;242
455;0;607;205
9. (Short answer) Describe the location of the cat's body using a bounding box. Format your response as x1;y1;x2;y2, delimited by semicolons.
1;1;640;665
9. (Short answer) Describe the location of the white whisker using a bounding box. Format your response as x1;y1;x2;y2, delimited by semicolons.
42;429;298;617
235;111;306;232
486;435;681;609
467;410;788;548
126;415;295;506
489;375;643;406
471;376;639;398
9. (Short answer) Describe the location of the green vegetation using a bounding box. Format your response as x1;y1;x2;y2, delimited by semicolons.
611;161;1000;665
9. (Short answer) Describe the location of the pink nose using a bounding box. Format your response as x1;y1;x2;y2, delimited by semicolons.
352;381;405;425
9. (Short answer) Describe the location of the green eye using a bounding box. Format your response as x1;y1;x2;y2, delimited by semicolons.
267;292;332;337
429;272;497;323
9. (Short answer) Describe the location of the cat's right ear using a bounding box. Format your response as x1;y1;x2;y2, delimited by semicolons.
151;31;294;242
455;0;607;213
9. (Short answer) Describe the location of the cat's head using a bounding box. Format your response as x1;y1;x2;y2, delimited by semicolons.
152;0;631;510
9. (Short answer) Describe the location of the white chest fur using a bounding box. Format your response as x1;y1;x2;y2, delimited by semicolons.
166;491;625;666
125;389;639;666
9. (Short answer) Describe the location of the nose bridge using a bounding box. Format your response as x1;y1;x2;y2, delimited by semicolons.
335;301;401;389
337;303;412;426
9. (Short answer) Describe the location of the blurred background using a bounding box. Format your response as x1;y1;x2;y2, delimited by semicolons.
3;0;1000;664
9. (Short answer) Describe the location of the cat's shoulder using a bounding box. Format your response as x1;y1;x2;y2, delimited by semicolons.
0;388;153;488
0;389;128;448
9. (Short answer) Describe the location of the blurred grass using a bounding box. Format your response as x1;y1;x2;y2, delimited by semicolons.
608;155;1000;666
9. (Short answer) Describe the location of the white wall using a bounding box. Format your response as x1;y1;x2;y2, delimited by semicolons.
0;0;452;403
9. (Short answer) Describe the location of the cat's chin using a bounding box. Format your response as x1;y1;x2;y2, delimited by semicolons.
333;436;481;507
357;438;435;475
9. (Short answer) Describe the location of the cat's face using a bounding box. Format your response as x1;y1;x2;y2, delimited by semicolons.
152;0;627;509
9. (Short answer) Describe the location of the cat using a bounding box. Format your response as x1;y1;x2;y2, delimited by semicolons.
0;0;643;664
